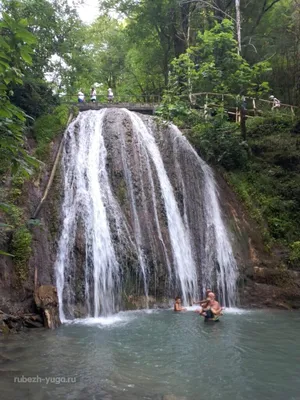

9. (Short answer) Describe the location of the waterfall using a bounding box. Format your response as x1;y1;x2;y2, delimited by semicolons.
55;109;238;319
125;110;198;305
55;110;120;320
170;125;238;306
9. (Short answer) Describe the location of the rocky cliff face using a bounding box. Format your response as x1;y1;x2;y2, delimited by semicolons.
0;134;63;318
217;174;300;309
1;109;299;321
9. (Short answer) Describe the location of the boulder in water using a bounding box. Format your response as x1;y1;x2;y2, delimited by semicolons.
34;285;61;329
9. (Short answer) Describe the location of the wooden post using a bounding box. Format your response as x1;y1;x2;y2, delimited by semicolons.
204;93;209;121
240;96;247;140
235;0;242;55
291;106;295;120
253;98;257;116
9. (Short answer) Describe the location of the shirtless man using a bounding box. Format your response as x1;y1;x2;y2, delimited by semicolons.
207;292;223;318
174;296;187;312
193;289;212;314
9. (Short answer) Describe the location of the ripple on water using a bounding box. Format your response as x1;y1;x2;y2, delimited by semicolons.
66;314;135;328
1;309;300;400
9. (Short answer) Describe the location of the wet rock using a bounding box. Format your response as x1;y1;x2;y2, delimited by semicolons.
275;302;292;310
34;285;61;329
0;354;12;364
124;295;171;310
0;317;10;334
163;395;187;400
23;318;44;328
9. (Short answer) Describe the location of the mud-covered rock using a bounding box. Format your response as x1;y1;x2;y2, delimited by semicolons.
34;285;60;329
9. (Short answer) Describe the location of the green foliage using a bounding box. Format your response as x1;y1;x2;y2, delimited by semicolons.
289;242;300;268
4;203;24;227
0;11;39;177
189;119;249;170
33;104;70;160
246;116;293;136
185;19;270;96
10;226;32;281
226;115;300;253
10;77;59;120
160;19;270;120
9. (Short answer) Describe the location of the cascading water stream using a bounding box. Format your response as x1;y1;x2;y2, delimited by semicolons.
170;125;238;306
55;108;238;320
56;110;120;320
125;110;198;305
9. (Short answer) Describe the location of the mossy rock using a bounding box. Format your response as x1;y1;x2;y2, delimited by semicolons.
11;226;32;282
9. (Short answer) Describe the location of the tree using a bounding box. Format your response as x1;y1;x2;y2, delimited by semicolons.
159;19;270;122
171;20;270;97
0;11;39;175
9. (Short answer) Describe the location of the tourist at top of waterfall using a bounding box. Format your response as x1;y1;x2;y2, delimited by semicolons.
78;90;85;103
270;95;280;110
174;296;187;312
108;88;114;102
90;87;96;103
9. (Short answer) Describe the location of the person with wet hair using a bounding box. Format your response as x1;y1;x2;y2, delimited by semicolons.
174;296;187;312
203;292;223;321
193;288;212;313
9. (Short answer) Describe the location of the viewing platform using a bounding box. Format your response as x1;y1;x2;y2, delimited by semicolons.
78;102;158;115
62;95;161;115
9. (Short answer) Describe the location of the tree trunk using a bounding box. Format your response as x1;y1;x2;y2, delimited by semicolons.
235;0;242;54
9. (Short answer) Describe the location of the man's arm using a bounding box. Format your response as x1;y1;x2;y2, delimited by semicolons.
211;305;222;315
200;299;210;306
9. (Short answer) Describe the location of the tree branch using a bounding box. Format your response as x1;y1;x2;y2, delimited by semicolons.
179;0;236;21
265;0;281;13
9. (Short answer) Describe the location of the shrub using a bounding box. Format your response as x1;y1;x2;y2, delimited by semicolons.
189;119;249;170
246;115;293;137
289;242;300;269
33;104;70;160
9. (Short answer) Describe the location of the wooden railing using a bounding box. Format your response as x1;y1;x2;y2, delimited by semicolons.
60;94;161;106
189;92;299;120
60;92;298;120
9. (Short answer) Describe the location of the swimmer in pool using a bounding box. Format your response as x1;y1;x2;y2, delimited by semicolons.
174;296;187;312
193;289;212;313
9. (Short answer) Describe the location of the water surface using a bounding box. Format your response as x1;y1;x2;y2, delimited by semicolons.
1;309;300;400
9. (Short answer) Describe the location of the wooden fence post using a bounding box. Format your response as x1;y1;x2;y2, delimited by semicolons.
253;98;257;116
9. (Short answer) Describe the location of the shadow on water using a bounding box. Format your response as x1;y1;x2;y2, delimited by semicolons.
1;309;300;400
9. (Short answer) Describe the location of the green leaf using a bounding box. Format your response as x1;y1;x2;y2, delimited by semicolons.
20;48;32;64
0;250;14;257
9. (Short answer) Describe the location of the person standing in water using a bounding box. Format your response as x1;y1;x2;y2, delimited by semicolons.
202;292;223;321
193;288;212;313
174;296;187;312
193;288;212;305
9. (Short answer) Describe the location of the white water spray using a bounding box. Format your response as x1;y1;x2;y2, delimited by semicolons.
55;110;120;320
125;111;198;304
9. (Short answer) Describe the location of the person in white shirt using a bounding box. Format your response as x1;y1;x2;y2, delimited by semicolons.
270;95;280;110
78;90;85;103
90;87;96;103
107;88;114;103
